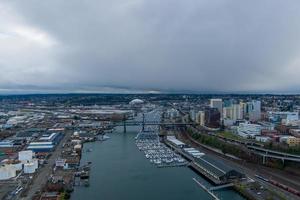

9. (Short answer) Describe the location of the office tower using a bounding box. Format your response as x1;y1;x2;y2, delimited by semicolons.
210;99;223;117
204;107;221;128
249;100;261;122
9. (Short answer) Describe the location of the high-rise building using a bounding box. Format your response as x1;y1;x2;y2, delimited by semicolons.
233;104;243;120
223;104;243;122
204;107;221;128
239;102;247;119
210;99;223;118
189;110;196;121
196;111;205;126
249;100;261;122
223;106;232;119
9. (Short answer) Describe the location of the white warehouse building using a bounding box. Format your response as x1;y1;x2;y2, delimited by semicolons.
237;122;262;138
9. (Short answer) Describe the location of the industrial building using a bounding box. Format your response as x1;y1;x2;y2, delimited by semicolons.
183;148;205;158
39;132;63;145
164;135;243;184
27;142;55;152
193;155;244;184
15;128;46;141
166;136;185;148
26;132;63;152
0;140;14;148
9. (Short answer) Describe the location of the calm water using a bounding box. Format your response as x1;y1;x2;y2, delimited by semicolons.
72;125;244;200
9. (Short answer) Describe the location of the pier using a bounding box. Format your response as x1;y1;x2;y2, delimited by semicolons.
210;183;234;191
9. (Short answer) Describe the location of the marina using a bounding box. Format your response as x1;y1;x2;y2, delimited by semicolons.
135;128;187;168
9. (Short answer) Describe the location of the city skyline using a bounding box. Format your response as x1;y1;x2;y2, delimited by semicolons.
1;0;300;94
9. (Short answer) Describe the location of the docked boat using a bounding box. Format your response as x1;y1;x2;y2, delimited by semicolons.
80;171;90;179
135;128;187;167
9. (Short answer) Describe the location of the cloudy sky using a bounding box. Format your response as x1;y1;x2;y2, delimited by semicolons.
1;0;300;93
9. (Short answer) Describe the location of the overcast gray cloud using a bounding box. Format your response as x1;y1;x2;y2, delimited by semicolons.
1;0;300;93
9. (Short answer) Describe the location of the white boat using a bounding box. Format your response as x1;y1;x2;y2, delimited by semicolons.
103;135;110;140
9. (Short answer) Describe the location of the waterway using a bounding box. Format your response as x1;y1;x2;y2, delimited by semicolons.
72;125;245;200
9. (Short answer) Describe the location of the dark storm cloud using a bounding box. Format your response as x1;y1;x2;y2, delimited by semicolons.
1;0;300;93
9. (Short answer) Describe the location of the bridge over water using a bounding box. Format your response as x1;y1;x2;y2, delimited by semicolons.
113;120;196;133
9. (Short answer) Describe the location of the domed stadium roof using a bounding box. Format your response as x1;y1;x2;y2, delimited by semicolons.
129;99;144;105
